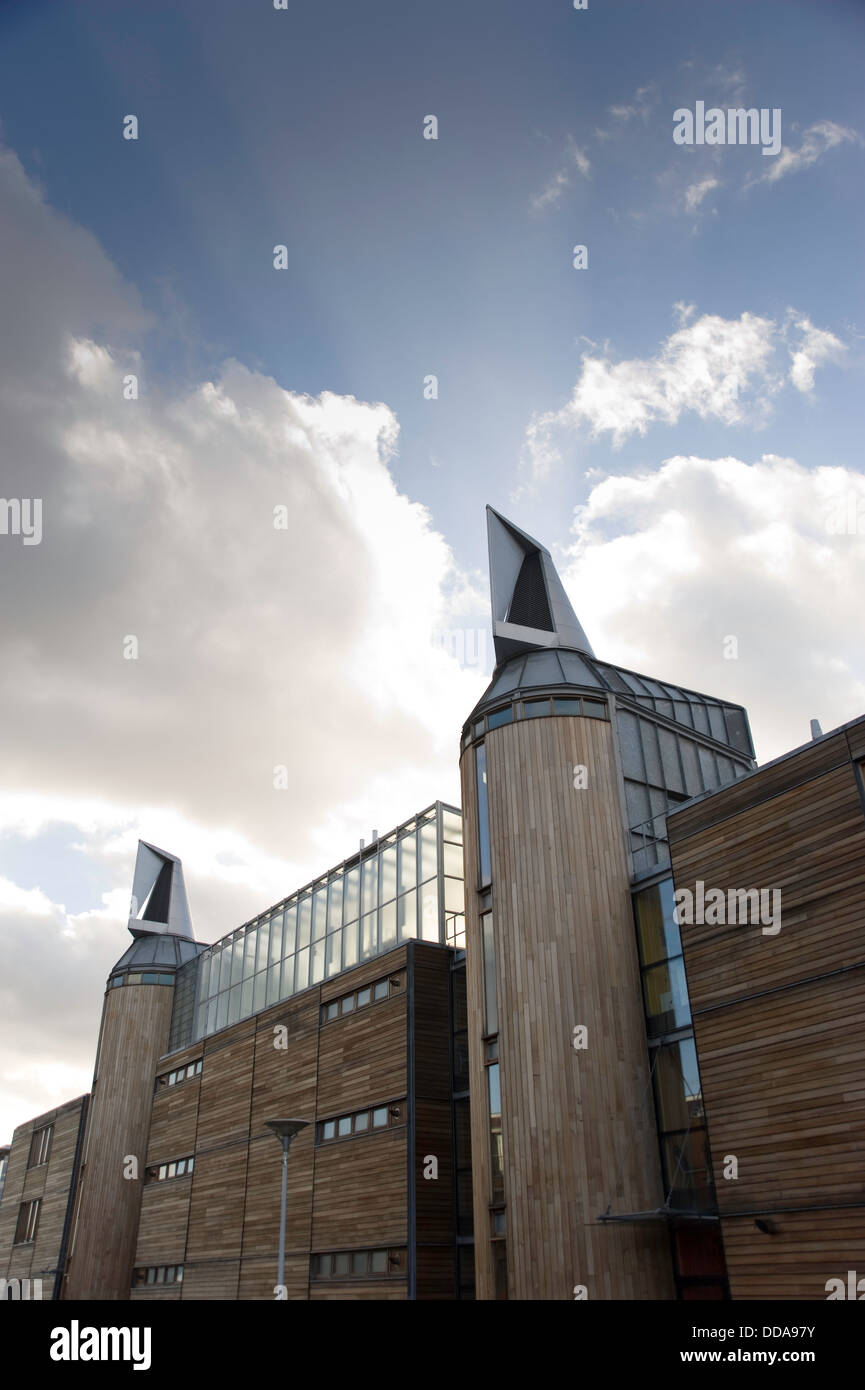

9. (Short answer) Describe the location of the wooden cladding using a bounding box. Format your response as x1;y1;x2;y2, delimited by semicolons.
64;985;174;1301
668;715;865;1299
461;716;674;1300
127;941;456;1299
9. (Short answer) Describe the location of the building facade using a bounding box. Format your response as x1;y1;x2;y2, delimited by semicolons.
2;506;864;1302
667;712;865;1299
1;803;470;1300
459;509;755;1300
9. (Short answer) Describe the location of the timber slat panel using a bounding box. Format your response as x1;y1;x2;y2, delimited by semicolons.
65;985;174;1300
462;715;674;1300
669;716;865;1298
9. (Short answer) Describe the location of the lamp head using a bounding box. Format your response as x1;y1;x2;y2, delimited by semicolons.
265;1118;309;1146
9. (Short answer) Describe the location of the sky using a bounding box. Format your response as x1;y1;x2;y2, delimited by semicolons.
0;0;863;1139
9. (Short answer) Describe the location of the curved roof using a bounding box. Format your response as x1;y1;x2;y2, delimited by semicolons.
111;932;202;974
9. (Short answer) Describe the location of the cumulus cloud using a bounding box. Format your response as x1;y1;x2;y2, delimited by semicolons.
523;308;846;472
0;143;490;1136
786;313;846;392
558;453;865;763
753;120;862;185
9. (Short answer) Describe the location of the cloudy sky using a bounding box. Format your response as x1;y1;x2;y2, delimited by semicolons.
0;0;863;1140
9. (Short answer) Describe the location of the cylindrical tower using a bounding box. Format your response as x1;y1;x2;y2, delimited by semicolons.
63;842;200;1300
460;509;674;1300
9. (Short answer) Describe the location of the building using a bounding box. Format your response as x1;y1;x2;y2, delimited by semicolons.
458;508;755;1300
666;712;865;1299
2;505;863;1302
0;1096;88;1300
2;803;470;1300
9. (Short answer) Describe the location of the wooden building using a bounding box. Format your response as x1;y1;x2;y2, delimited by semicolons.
456;509;756;1299
0;1095;88;1299
0;802;471;1301
667;713;865;1299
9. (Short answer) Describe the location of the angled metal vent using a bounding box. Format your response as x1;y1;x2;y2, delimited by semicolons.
487;506;594;664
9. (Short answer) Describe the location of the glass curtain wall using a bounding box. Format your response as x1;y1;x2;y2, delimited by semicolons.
193;803;463;1041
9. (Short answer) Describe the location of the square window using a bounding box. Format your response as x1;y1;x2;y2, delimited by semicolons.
317;1254;332;1278
333;1252;350;1276
583;699;605;719
352;1251;368;1274
187;1157;194;1174
370;1249;387;1274
146;1268;156;1285
325;1001;339;1021
372;1107;387;1128
155;1267;165;1284
167;1162;177;1178
487;707;513;730
553;697;582;716
357;987;371;1008
523;699;549;718
341;995;354;1014
373;980;388;1001
322;1120;336;1141
176;1159;186;1176
354;1111;369;1132
158;1165;167;1181
337;1116;352;1137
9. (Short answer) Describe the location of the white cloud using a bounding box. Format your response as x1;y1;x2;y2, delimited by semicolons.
558;453;865;761
523;308;846;472
684;176;720;213
525;311;780;463
0;141;494;1138
530;136;591;213
754;120;862;185
787;314;846;392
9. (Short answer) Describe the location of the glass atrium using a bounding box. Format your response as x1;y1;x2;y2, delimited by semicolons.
190;801;464;1042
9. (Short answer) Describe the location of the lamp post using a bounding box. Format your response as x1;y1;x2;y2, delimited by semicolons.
264;1118;309;1297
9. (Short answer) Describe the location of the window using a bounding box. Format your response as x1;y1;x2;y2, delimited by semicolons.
487;1060;504;1204
14;1199;40;1245
552;697;582;716
28;1124;53;1168
523;699;549;718
476;744;491;887
311;1247;406;1280
157;1059;202;1089
319;971;406;1024
146;1155;194;1183
133;1265;183;1288
482;913;497;1036
487;707;513;730
317;1101;406;1143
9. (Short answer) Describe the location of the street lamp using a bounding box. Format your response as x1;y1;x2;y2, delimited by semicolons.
264;1118;309;1297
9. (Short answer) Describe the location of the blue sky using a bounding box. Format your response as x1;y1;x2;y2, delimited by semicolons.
0;0;863;1134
